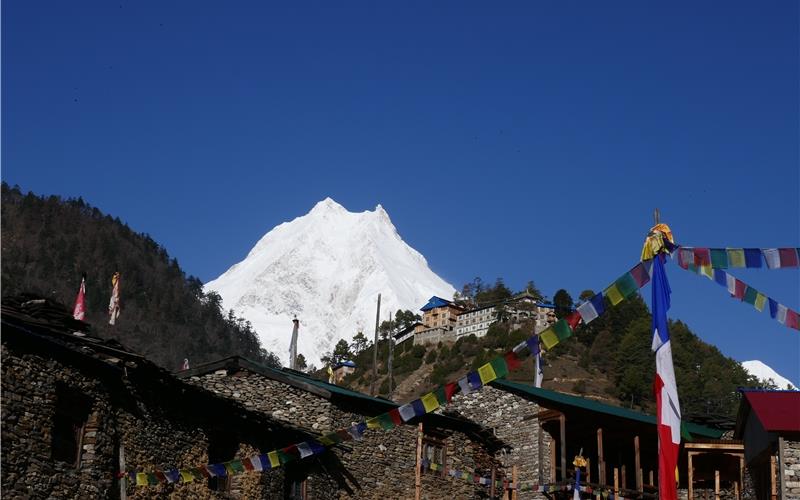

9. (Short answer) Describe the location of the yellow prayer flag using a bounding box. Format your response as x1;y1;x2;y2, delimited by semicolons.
604;284;624;306
136;473;148;486
727;248;746;268
267;451;280;468
366;417;381;429
179;469;194;483
421;392;439;413
754;293;767;312
699;265;713;279
318;435;335;446
477;363;497;384
540;328;560;350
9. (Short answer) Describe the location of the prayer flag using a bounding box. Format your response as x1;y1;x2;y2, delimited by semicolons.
603;283;624;306
768;298;779;319
779;248;799;267
253;456;264;472
574;468;582;500
147;473;159;485
72;277;86;321
435;383;458;405
209;464;226;476
165;469;180;483
777;304;788;324
713;269;727;287
762;248;780;269
553;319;572;341
693;248;711;266
743;248;762;268
734;280;746;300
615;272;638;298
136;473;148;486
565;310;582;330
526;335;541;356
336;429;352;441
190;469;204;481
421;392;440;412
727;248;746;268
504;351;521;372
535;349;543;388
267;451;280;468
699;265;713;279
399;403;417;422
710;249;728;269
388;408;403;425
366;417;381;429
277;448;294;464
651;255;681;500
223;462;235;475
297;442;314;458
577;299;599;323
478;362;498;384
179;469;194;483
377;412;395;430
787;310;799;330
540;327;560;350
230;460;245;473
108;272;121;325
412;399;427;416
743;286;758;305
154;470;167;483
467;371;483;391
348;422;366;439
678;248;693;269
490;356;509;379
318;434;336;446
630;262;651;288
754;293;767;312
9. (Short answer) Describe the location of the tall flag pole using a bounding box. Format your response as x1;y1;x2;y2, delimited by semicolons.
108;272;121;325
534;349;544;388
645;223;680;500
72;275;87;321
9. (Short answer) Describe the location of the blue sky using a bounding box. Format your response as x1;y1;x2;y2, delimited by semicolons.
4;1;798;384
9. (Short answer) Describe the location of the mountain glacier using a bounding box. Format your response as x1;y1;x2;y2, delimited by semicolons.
741;360;797;390
205;198;456;366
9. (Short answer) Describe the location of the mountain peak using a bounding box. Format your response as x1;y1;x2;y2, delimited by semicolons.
309;197;346;215
742;360;797;390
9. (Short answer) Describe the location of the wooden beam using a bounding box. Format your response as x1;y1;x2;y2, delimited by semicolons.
634;435;642;492
560;414;567;482
415;423;423;500
685;442;744;451
586;458;591;484
688;452;694;500
550;439;557;483
715;470;720;500
770;454;777;500
597;428;604;486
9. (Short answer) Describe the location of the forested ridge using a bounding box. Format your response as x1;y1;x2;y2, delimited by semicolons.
1;183;279;370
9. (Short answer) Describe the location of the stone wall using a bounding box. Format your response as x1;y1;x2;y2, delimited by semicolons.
188;367;500;499
1;343;289;499
783;439;800;499
448;385;551;500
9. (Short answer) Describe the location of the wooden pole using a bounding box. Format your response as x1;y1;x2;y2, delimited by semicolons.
621;465;626;491
560;414;567;482
770;454;777;500
654;208;660;225
550;440;557;483
490;466;497;498
512;465;519;500
715;470;720;500
739;455;745;500
586;458;591;484
614;468;619;496
597;428;604;486
634;435;642;492
371;293;381;396
387;312;394;394
538;419;544;484
415;422;423;500
734;478;740;500
688;452;694;500
119;444;126;500
650;470;654;486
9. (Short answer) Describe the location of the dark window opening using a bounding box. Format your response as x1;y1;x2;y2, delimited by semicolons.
51;384;92;467
208;433;238;492
423;437;447;477
284;466;308;500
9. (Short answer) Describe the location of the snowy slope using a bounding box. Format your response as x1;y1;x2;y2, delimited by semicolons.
205;198;455;366
742;360;797;390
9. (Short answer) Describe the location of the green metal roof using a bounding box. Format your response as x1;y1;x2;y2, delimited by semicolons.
278;367;399;408
492;379;723;440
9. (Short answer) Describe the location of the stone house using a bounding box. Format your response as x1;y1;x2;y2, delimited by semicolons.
454;296;555;340
735;389;800;500
448;379;726;500
1;297;325;499
180;356;508;499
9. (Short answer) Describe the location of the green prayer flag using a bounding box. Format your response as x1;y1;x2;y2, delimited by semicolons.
489;356;509;379
277;450;292;465
230;460;245;473
727;248;746;268
603;283;624;306
434;386;447;406
378;412;395;430
710;249;728;268
743;286;758;305
553;319;572;341
615;272;638;298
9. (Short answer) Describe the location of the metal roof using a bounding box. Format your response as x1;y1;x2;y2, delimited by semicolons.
420;296;455;311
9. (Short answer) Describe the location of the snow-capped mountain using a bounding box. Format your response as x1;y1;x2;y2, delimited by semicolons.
205;198;456;366
741;360;797;390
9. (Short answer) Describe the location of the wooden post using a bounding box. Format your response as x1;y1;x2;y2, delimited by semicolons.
770;454;777;500
560;414;566;482
538;419;544;484
119;444;126;500
634;435;642;492
734;479;740;500
586;458;591;484
597;428;604;486
371;293;381;396
621;465;626;491
688;452;694;500
415;422;423;500
550;441;557;483
649;470;654;487
715;470;720;500
512;465;519;500
490;466;496;498
739;455;745;500
614;468;619;496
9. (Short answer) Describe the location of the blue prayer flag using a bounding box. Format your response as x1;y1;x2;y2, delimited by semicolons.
768;298;779;319
590;292;606;316
744;248;762;268
411;399;426;416
713;269;727;287
467;371;483;391
526;335;540;356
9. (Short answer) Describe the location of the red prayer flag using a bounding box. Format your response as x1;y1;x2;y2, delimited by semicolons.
693;248;711;267
565;310;582;330
504;351;521;372
779;248;799;268
734;279;746;300
388;409;403;425
444;382;458;402
242;458;255;471
72;277;86;321
786;310;799;330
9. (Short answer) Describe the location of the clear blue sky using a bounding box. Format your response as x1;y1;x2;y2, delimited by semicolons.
4;1;798;384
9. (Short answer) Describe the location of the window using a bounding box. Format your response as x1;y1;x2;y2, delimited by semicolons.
51;384;92;467
285;467;308;500
422;438;446;477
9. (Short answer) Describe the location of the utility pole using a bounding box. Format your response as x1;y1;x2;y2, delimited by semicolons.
289;316;299;370
388;312;394;395
370;293;381;396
